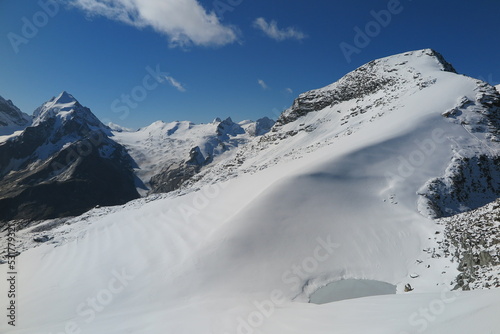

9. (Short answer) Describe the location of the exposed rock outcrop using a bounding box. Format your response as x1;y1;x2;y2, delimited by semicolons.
437;199;500;290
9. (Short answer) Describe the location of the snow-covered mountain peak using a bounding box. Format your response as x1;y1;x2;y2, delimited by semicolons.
0;91;140;221
276;48;456;126
358;48;456;76
6;92;112;165
34;91;78;117
53;90;77;104
32;91;105;129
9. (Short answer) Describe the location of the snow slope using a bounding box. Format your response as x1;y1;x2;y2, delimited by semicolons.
1;49;499;333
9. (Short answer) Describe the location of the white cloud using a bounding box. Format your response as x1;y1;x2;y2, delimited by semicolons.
69;0;239;47
163;75;186;92
285;88;293;94
253;17;307;41
258;79;269;90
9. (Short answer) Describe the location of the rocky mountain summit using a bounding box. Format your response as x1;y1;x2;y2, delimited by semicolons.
275;49;456;127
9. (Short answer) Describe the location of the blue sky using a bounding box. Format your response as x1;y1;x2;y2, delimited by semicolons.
0;0;499;129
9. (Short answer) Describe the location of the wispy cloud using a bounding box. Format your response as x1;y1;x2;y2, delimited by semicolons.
253;17;307;41
285;87;293;94
68;0;239;48
163;75;186;92
258;79;269;90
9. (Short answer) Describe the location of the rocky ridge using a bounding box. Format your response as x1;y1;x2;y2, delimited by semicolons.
0;95;31;128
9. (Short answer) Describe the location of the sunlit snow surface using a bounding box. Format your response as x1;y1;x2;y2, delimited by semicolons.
2;50;500;333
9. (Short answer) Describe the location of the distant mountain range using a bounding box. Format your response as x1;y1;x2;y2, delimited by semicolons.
0;91;274;221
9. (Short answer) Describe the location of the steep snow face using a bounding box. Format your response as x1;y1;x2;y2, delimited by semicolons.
0;95;31;135
496;84;500;93
2;50;500;333
112;117;274;194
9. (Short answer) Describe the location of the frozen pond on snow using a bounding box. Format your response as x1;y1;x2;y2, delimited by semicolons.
309;279;397;304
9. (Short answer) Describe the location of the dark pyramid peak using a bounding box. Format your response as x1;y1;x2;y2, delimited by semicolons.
217;117;244;137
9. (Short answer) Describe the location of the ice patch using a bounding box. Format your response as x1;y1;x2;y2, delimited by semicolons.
309;279;396;304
